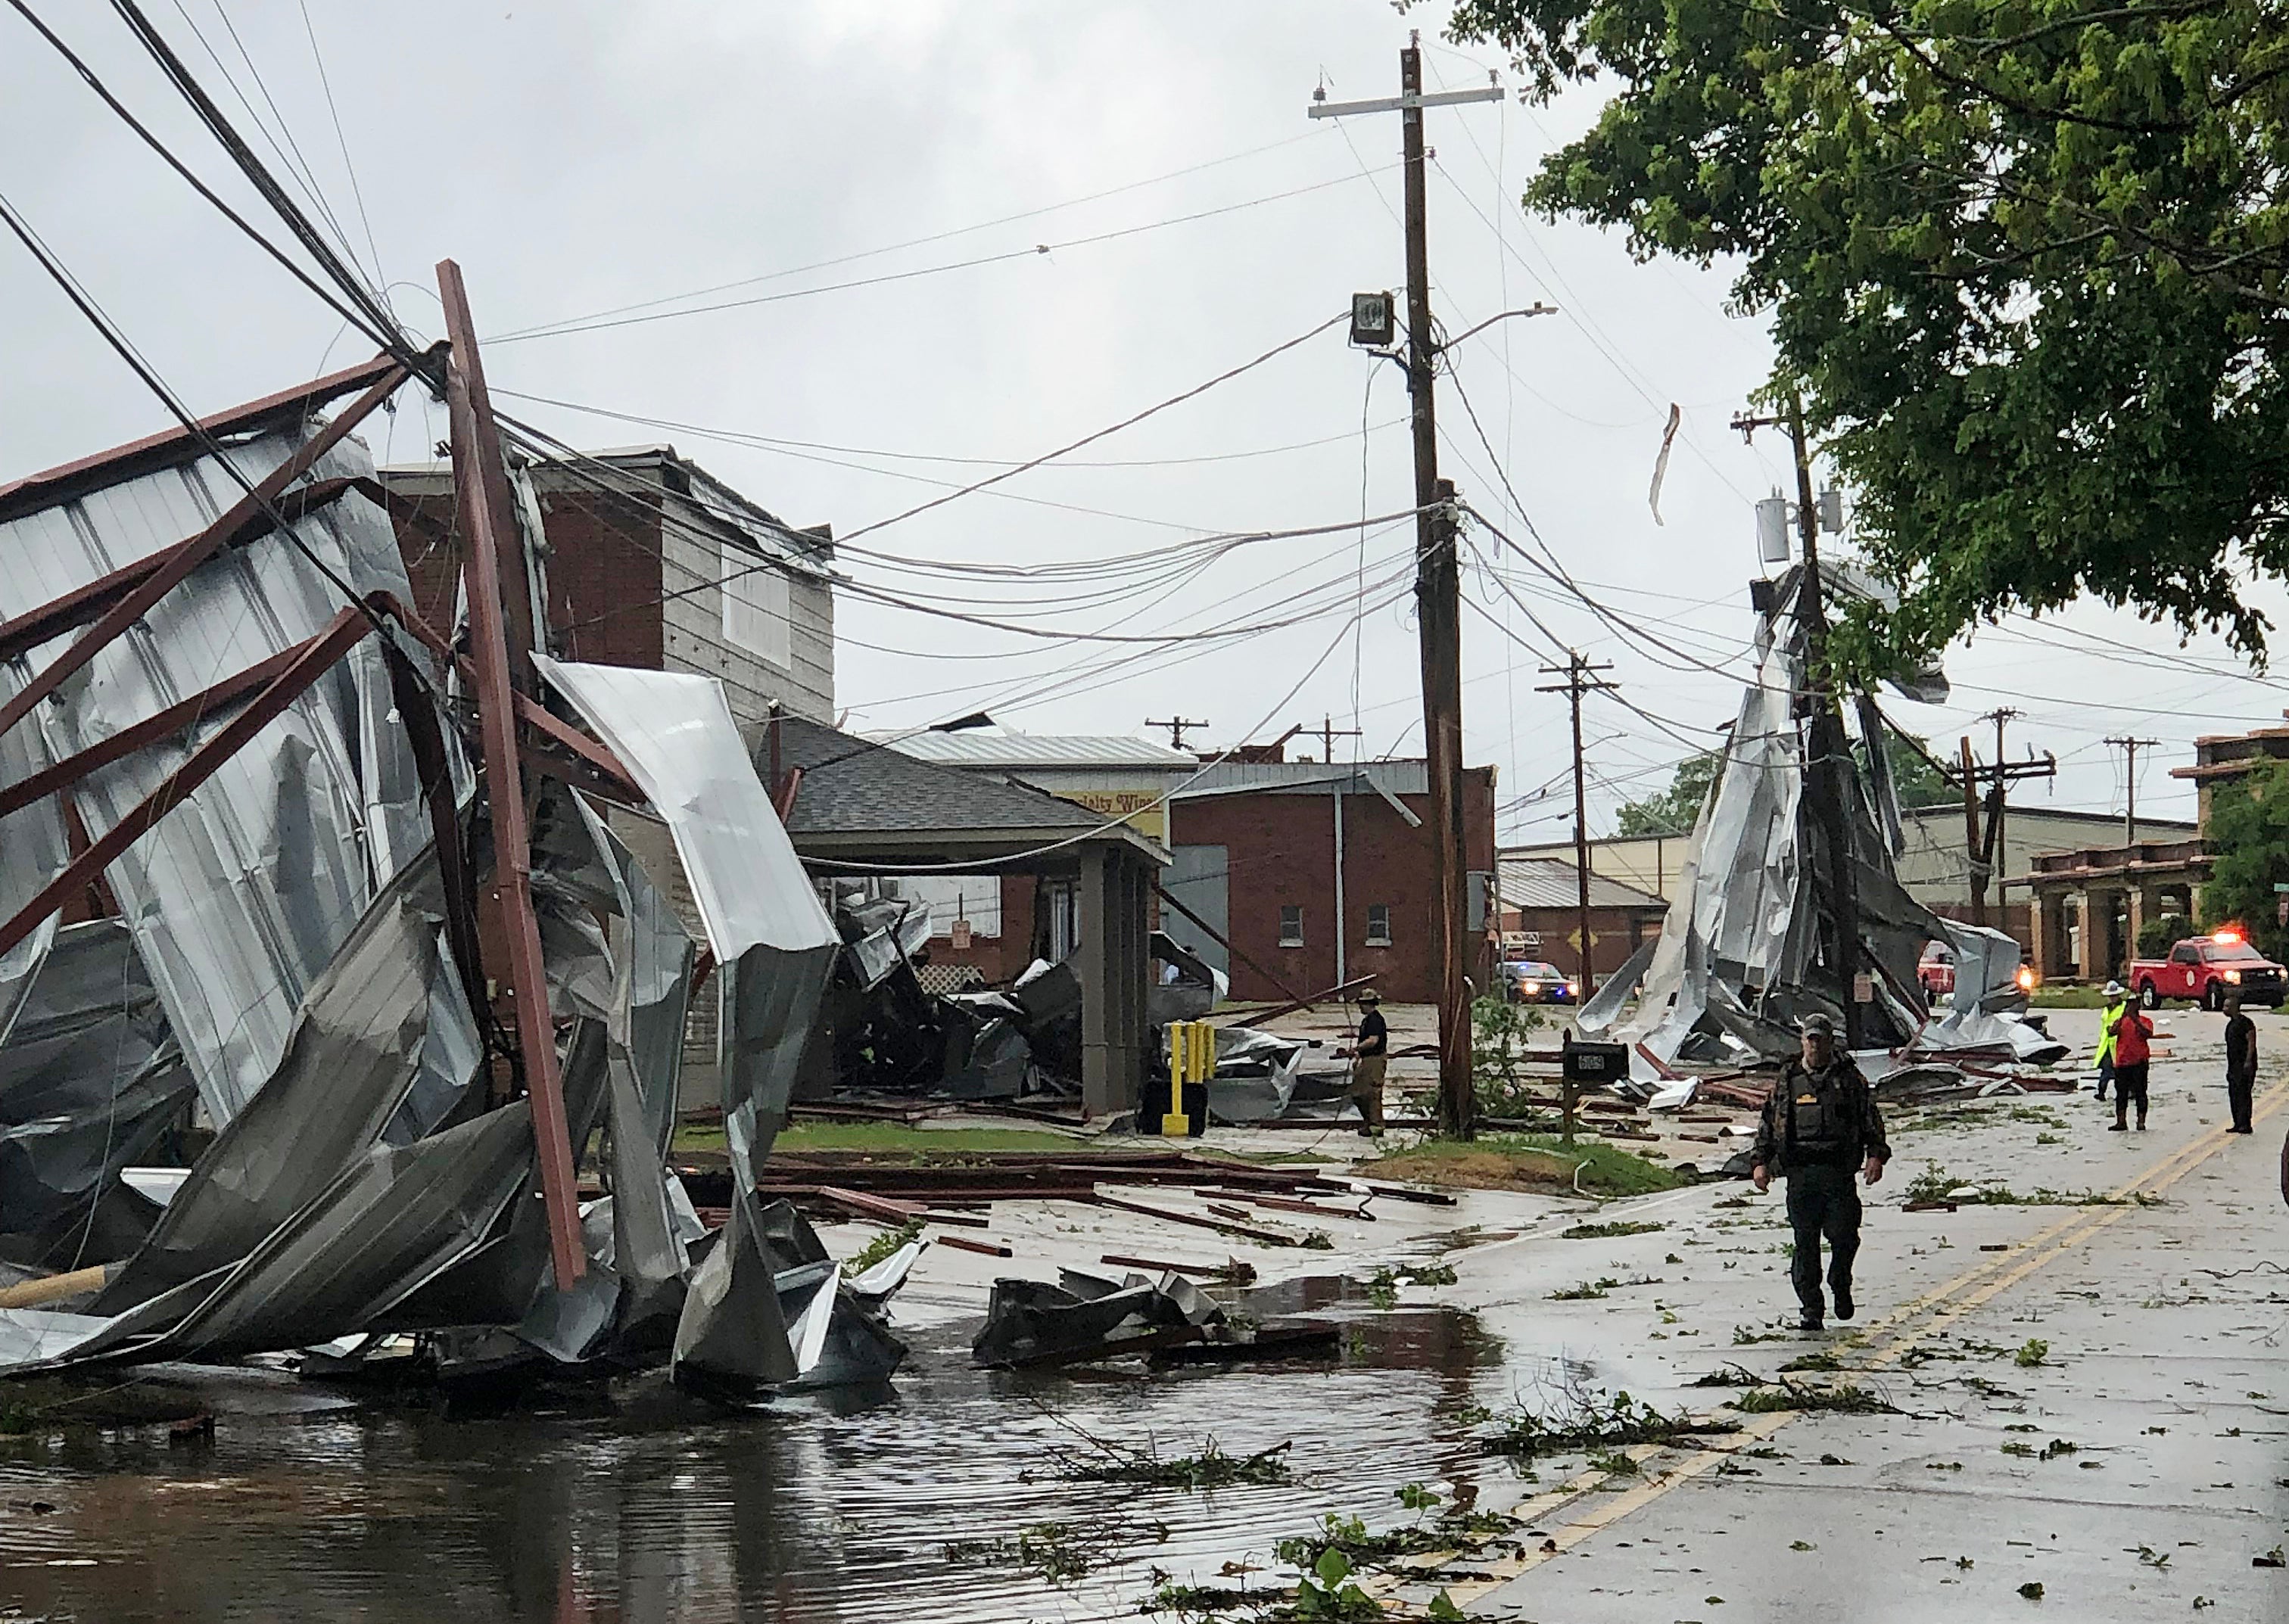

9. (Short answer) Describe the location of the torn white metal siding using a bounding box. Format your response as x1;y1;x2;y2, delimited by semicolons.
0;424;431;1124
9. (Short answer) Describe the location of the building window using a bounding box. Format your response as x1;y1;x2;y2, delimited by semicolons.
1365;904;1392;947
1279;905;1303;947
721;540;793;668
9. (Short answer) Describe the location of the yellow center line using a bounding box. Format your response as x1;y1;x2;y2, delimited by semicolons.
1419;1081;2289;1609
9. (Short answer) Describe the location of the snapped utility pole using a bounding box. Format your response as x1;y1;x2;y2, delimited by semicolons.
2105;736;2163;845
1732;393;1867;1047
1310;36;1501;1138
1955;708;2055;925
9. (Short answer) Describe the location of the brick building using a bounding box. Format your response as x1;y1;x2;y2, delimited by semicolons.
381;444;836;733
1163;757;1498;1004
1494;855;1669;982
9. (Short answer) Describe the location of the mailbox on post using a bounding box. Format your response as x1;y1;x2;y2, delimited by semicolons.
1560;1036;1631;1085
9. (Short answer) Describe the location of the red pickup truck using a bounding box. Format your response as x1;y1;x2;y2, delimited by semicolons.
2130;930;2287;1010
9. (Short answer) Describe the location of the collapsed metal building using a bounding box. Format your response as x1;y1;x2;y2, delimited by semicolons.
1580;559;2042;1067
0;263;907;1390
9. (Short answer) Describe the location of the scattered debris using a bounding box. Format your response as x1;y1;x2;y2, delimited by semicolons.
1481;1380;1736;1458
943;1517;1169;1585
1561;1219;1666;1240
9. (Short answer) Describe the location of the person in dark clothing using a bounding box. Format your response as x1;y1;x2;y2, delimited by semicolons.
2109;1000;2155;1131
2223;991;2256;1135
1348;991;1388;1137
1751;1013;1891;1334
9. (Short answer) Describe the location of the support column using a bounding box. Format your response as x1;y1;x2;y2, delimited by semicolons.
1079;845;1148;1119
2126;885;2148;971
2027;892;2049;985
2075;889;2100;982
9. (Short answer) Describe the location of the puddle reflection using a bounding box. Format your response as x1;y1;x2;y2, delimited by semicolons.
0;1294;1503;1623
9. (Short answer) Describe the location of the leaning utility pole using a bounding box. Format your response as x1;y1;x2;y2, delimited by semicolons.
1310;37;1500;1137
1732;393;1866;1047
1537;654;1618;1006
2106;736;2162;845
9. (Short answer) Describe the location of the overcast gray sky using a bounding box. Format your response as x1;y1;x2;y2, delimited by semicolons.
5;0;2281;848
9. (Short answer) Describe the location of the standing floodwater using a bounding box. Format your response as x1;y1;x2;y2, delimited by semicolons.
0;1300;1503;1623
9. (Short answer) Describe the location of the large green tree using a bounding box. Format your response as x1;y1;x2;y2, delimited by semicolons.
1442;0;2289;671
2199;756;2289;956
1615;726;1948;835
1615;749;1721;834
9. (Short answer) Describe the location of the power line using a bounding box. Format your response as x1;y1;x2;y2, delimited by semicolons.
493;130;1322;341
490;167;1398;344
105;0;409;351
533;310;1352;634
292;0;383;291
5;0;398;351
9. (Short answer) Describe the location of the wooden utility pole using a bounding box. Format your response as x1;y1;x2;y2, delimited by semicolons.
1537;654;1618;1002
1316;714;1362;764
2105;736;2162;845
1960;735;1987;924
1310;37;1500;1138
1148;717;1207;751
1955;711;2054;928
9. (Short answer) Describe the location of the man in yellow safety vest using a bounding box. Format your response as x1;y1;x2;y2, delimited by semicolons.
2093;979;2128;1104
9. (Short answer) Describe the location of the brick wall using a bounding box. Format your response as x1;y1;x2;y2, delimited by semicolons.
1169;770;1496;1003
1502;905;1666;980
914;874;1042;985
388;485;668;671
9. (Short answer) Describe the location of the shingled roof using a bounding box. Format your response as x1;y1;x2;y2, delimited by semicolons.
769;715;1163;869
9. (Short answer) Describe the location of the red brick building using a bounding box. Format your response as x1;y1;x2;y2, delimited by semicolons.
1163;756;1498;1004
380;446;836;735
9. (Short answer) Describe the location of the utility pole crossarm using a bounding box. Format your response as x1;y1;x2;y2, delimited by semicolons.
2104;736;2163;846
1308;83;1504;118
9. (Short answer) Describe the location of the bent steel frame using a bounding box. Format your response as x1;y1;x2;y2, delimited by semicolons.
0;285;615;1291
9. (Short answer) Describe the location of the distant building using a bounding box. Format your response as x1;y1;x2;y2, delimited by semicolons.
1164;754;1500;1005
887;731;1194;846
1511;803;2197;959
2172;711;2289;820
382;444;835;733
1494;856;1668;981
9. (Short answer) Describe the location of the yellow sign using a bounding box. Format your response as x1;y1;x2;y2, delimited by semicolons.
1060;789;1169;844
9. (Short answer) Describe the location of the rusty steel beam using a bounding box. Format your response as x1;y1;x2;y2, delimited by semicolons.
437;259;585;1290
0;366;410;751
0;475;379;667
0;636;314;820
0;607;372;963
0;351;407;524
438;262;541;688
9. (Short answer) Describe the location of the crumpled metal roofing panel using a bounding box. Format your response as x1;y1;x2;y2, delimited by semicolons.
0;424;431;1125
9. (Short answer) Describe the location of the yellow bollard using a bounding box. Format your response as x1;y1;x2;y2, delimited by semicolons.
1165;1019;1213;1137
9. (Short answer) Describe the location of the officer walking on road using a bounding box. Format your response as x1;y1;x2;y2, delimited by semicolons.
1751;1013;1892;1334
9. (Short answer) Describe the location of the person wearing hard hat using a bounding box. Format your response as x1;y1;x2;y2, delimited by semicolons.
1346;991;1388;1138
1750;1013;1892;1334
2093;980;2129;1103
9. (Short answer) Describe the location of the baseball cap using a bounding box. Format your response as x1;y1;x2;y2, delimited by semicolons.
1799;1012;1836;1037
